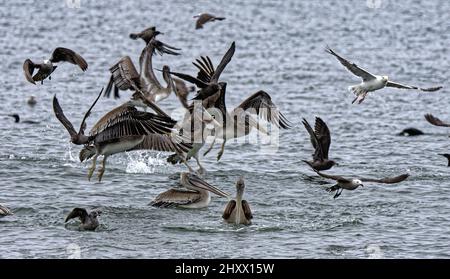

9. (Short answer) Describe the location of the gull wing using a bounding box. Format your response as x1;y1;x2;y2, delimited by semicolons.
325;46;376;81
23;59;37;84
386;81;442;92
424;114;450;127
359;173;409;184
50;47;88;71
315;170;351;184
302;118;324;161
314;117;331;159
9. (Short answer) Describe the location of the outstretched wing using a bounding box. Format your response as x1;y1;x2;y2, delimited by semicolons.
359;173;409;184
130;134;192;154
325;46;376;81
65;208;88;223
222;200;236;219
211;41;235;83
386;81;442;92
23;59;37;84
314;117;331;159
53;95;78;137
78;88;103;135
315;170;351;184
302;118;323;161
425;114;450;127
193;56;215;84
242;200;253;220
50;47;88;71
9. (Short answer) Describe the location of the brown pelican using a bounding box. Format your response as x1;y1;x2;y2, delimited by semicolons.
150;172;230;208
23;47;88;85
325;46;442;104
65;208;101;231
8;114;39;124
0;204;13;217
314;170;409;199
27;96;37;107
173;78;196;108
129;26;162;44
301;117;337;171
53;89;190;181
194;13;225;29
222;177;252;225
104;39;180;100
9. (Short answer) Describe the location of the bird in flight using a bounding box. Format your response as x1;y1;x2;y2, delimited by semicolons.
194;13;225;29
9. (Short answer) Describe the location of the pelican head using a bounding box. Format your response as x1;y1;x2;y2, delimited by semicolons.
236;176;245;196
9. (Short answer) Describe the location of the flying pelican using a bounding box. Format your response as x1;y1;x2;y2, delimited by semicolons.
65;208;101;231
301;117;337;171
194;13;226;29
53;89;190;181
129;26;162;44
314;170;409;199
325;46;442;104
23;47;88;84
0;203;13;217
7;114;39;124
222;177;252;225
150;172;230;208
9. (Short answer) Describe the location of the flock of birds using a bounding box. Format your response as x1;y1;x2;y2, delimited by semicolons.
1;13;447;231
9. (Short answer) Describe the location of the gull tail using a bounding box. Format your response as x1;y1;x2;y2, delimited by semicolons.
348;85;368;104
79;146;96;162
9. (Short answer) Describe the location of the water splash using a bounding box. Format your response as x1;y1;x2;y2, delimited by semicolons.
125;151;168;174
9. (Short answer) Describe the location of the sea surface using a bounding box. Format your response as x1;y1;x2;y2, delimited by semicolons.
0;0;449;258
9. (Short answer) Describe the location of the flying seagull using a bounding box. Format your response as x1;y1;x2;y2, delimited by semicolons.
194;13;225;29
23;47;88;84
65;208;101;231
302;117;337;171
222;177;253;225
129;26;162;44
325;46;442;104
315;170;409;199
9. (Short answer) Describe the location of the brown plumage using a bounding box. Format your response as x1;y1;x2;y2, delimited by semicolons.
222;177;252;225
65;208;101;231
0;203;13;216
129;26;162;44
194;13;225;29
425;114;450;127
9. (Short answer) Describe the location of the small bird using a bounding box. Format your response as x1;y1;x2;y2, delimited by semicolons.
222;177;252;225
65;208;101;231
314;170;410;199
194;13;225;29
397;128;425;136
129;26;162;44
425;114;450;128
23;47;88;85
8;114;39;124
302;117;337;171
27;96;37;107
326;46;442;104
438;154;450;167
0;203;13;217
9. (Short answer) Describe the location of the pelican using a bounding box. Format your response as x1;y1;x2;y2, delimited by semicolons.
314;170;409;199
222;177;252;225
301;117;337;171
150;172;230;208
129;26;162;44
0;203;13;217
194;13;225;29
65;208;101;231
53;89;190;181
8;114;39;124
23;47;88;84
325;46;442;104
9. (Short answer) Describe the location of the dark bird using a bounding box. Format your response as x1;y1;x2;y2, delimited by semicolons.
439;154;450;167
27;96;37;107
65;208;101;231
222;177;252;225
8;114;39;124
0;203;13;217
23;47;88;84
194;13;225;29
425;114;450;128
314;170;409;199
397;128;425;136
129;26;162;44
302;117;336;171
326;46;442;104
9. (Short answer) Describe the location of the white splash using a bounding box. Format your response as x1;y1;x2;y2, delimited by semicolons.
125;151;168;174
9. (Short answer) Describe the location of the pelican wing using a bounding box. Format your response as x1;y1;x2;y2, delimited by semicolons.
222;200;236;219
359;173;409;184
424;114;450;127
302;118;324;161
65;208;88;223
130;134;192;154
173;78;192;108
315;170;351;184
210;41;235;83
325;46;376;81
0;204;13;216
78;88;103;135
193;56;215;84
314;117;331;159
23;59;37;84
50;47;88;71
242;200;253;220
53;95;78;137
386;81;442;92
236;90;291;129
169;71;208;89
106;56;140;98
150;189;201;208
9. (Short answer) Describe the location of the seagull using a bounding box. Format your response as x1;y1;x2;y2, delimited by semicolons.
8;114;39;124
23;47;88;85
425;114;450;128
0;203;13;217
129;26;162;44
222;177;252;225
325;46;442;104
314;170;410;199
65;208;101;231
194;13;225;29
150;172;230;209
302;117;337;171
27;96;37;107
439;154;450;167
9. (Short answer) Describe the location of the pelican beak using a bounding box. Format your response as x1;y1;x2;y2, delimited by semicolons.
198;181;230;198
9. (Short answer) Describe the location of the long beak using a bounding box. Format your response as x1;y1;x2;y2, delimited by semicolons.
199;182;230;198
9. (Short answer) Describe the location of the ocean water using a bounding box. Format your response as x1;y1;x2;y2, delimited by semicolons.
0;0;449;258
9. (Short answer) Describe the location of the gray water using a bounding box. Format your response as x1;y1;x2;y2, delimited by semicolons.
0;0;449;259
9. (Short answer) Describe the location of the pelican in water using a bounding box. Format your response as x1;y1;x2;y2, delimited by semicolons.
65;208;101;231
314;170;409;199
0;203;13;217
194;13;225;29
129;26;162;44
222;177;252;225
325;46;442;104
104;39;180;100
53;89;191;181
150;172;230;208
23;47;88;84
